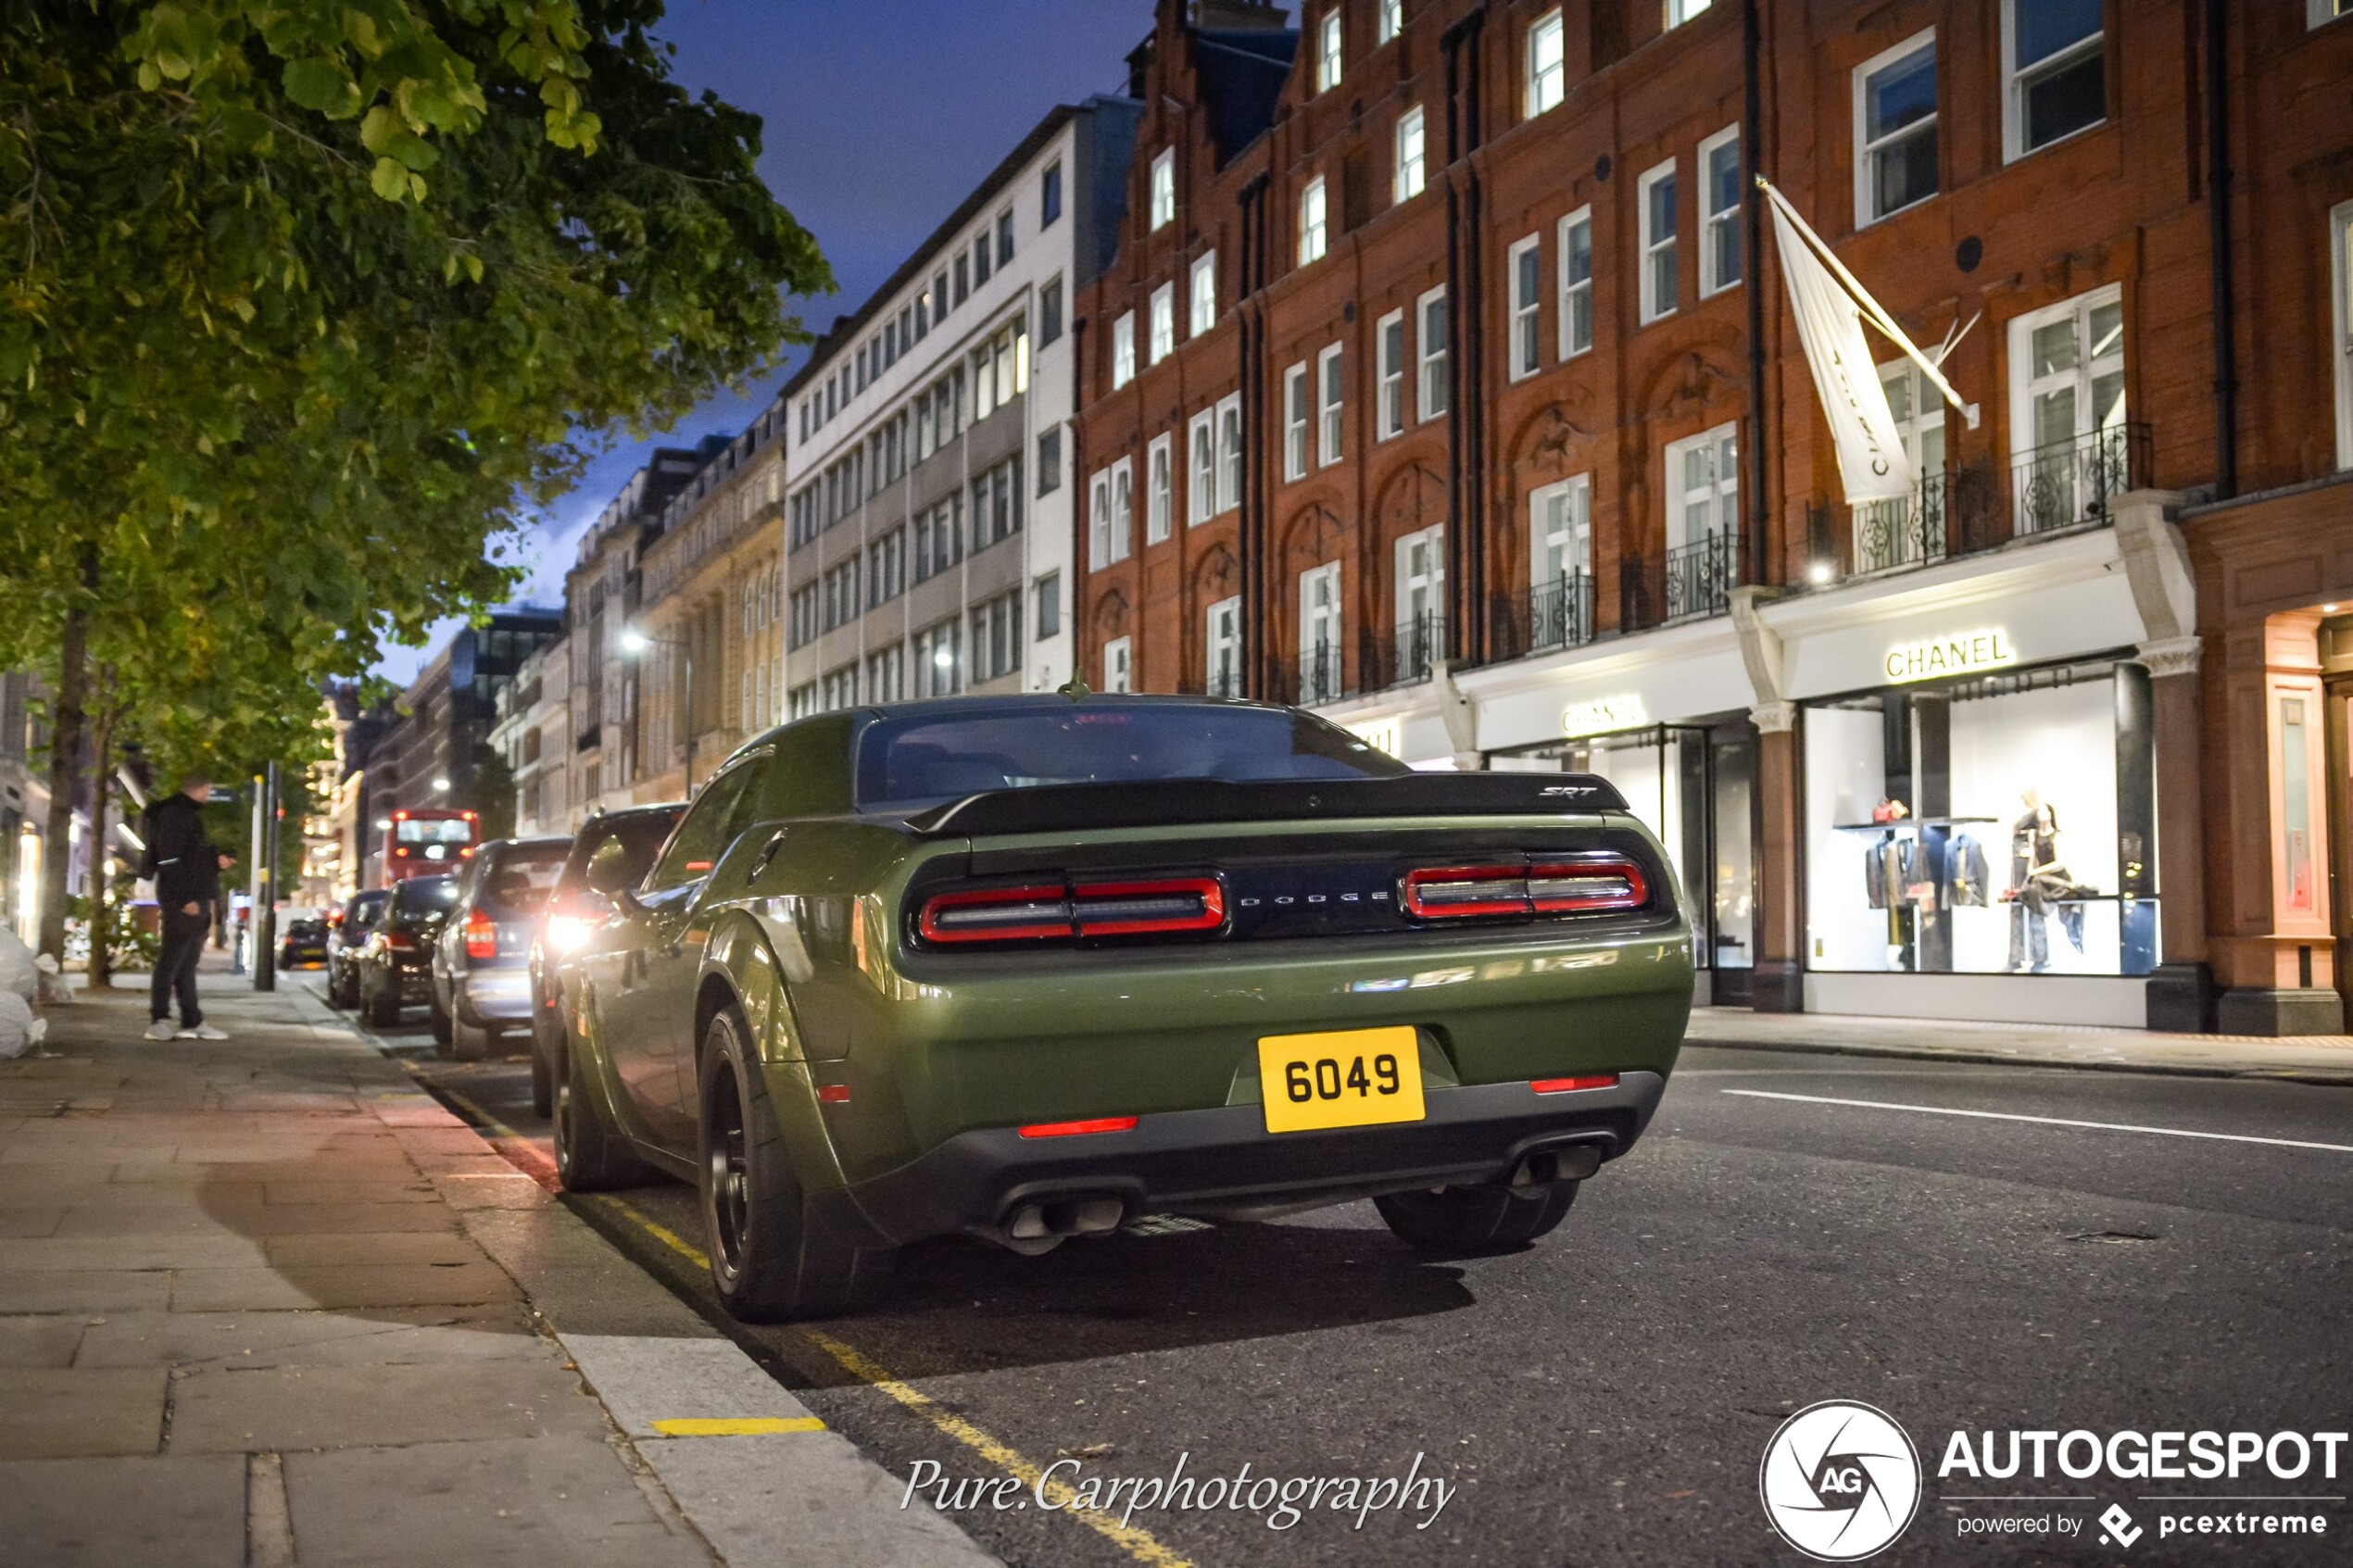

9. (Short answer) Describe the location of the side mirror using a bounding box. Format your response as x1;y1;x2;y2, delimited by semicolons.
584;840;641;901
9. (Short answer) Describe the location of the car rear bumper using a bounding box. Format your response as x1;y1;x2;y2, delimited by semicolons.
838;1071;1666;1247
455;969;532;1024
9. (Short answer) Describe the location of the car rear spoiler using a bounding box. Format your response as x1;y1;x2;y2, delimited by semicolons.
898;772;1630;837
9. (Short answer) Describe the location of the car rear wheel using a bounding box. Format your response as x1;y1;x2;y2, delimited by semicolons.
450;1003;492;1062
428;984;454;1055
529;1010;556;1119
1375;1178;1579;1259
362;974;400;1028
698;1006;893;1323
552;1034;654;1192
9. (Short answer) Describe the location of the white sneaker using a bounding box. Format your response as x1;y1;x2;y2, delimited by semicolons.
177;1023;229;1041
143;1019;178;1042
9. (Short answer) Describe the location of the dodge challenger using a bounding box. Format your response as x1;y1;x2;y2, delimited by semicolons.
554;694;1692;1321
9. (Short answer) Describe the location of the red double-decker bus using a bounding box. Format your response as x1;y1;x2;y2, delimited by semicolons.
381;808;479;885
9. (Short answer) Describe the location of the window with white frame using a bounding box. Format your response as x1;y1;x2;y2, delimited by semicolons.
1526;9;1564;119
1853;357;1950;569
1698;127;1742;296
1417;286;1448;420
1530;473;1592;588
1284;363;1309;482
2314;0;2353;26
1316;10;1343;93
1112;312;1136;388
1088;460;1134;569
2007;283;2125;531
1667;0;1713;26
2004;0;2104;160
1377;309;1405;439
1189;409;1216;525
1300;177;1328;266
1378;0;1403;45
1298;562;1343;704
1102;635;1132;694
1147;433;1174;544
1665;423;1739;548
1317;344;1344;467
2333;199;2353;470
1205;596;1243;697
1639;159;1679;323
1393;525;1445;662
1217;393;1243;511
1508;233;1542;378
1558;207;1593;358
913;620;961;697
1150;148;1175;230
1149;283;1175;364
1189;252;1217;336
1855;31;1938;226
1394;106;1426;203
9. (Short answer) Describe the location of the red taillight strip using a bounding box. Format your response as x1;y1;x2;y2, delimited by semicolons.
1530;1073;1620;1095
1403;853;1649;920
1072;876;1225;936
814;1084;851;1104
917;884;1074;945
1017;1115;1139;1139
1529;853;1648;914
1402;864;1531;919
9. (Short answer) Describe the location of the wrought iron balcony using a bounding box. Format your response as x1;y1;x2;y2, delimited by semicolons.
2011;422;2149;537
1273;640;1353;708
1489;573;1597;663
1367;611;1444;691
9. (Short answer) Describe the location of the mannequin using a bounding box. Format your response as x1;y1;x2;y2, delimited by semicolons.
2008;787;2062;972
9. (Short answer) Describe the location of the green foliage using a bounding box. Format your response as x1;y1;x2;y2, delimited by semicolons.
0;0;828;781
469;746;516;839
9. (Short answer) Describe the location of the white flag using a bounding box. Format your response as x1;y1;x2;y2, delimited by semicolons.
1769;200;1915;504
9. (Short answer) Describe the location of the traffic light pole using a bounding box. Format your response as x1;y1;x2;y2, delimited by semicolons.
254;762;279;992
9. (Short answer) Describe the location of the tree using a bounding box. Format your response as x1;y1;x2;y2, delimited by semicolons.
0;1;829;959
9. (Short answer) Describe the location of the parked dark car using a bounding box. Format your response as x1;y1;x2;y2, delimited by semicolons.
325;889;389;1009
278;916;330;969
429;835;571;1060
358;874;459;1027
525;804;686;1116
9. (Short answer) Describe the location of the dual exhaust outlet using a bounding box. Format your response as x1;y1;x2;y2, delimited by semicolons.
991;1193;1126;1254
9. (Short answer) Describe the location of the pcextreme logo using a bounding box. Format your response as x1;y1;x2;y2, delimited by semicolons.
1759;1400;1924;1562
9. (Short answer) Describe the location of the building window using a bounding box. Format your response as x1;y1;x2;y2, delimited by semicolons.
1206;596;1243;697
1667;0;1713;26
1855;31;1938;226
1394;525;1445;670
1147;433;1173;543
1039;275;1063;346
1149;282;1175;364
1299;177;1328;267
1316;9;1343;94
1297;562;1343;706
1041;160;1063;227
1664;422;1739;549
866;527;907;608
1639;158;1678;323
2334;199;2353;470
820;662;859;713
865;644;904;704
1531;474;1592;593
1038;427;1062;495
1112;312;1137;388
1526;9;1565;119
969;590;1024;684
953;254;969;306
2005;0;2104;160
1102;635;1132;694
2007;283;2126;533
1377;309;1405;439
1189;252;1217;336
1284;364;1309;481
1508;233;1542;379
1316;345;1344;467
974;232;992;286
913;620;962;698
1189;409;1216;525
1558;207;1594;358
1378;0;1403;45
1150;148;1175;230
1035;572;1062;640
788;681;816;720
1698;126;1742;296
913;495;964;582
1217;393;1243;511
1417;286;1448;420
1394;105;1426;203
1088;461;1133;569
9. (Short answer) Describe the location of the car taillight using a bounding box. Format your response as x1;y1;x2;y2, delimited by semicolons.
916;875;1226;947
385;931;416;952
464;909;497;960
1402;852;1649;920
1531;1073;1619;1094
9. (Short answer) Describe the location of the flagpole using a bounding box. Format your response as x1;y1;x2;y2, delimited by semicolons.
1755;177;1980;430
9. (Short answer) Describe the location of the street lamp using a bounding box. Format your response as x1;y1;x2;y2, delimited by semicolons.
622;627;696;791
431;776;450;793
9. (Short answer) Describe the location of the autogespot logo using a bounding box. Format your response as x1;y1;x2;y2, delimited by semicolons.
1759;1400;1924;1562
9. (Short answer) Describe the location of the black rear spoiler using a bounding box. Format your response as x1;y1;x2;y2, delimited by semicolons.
898;773;1629;837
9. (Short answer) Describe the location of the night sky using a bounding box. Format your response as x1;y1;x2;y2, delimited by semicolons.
377;0;1165;683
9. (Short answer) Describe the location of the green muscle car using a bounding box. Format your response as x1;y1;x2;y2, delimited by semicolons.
554;695;1692;1322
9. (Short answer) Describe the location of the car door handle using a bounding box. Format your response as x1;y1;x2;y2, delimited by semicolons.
749;829;786;882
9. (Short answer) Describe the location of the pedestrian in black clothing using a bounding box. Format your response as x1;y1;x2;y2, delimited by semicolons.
141;775;232;1041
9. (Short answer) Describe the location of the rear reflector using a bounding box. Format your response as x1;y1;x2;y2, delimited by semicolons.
1016;1115;1139;1139
1403;852;1648;921
1530;1073;1620;1095
917;877;1224;947
814;1084;851;1104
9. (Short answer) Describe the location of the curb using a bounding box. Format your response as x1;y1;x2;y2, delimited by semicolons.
1690;1032;2353;1086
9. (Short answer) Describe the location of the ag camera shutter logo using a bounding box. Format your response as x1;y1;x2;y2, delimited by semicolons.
1758;1400;1922;1561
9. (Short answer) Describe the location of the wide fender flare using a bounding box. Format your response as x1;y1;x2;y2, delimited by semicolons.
554;963;641;1138
699;912;849;1197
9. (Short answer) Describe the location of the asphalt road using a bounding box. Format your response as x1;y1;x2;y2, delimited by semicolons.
326;978;2353;1568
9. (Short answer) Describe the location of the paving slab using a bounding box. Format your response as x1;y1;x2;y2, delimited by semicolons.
0;1315;87;1369
53;1199;459;1237
1686;1005;2353;1081
0;1452;246;1568
0;1367;167;1460
167;1359;609;1452
169;1260;521;1312
72;1305;539;1370
0;1269;174;1314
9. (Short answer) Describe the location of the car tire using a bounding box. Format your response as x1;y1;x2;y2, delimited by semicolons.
552;1033;654;1193
1375;1179;1579;1259
698;1006;893;1323
362;977;400;1029
428;984;454;1054
450;1002;492;1062
529;1019;555;1120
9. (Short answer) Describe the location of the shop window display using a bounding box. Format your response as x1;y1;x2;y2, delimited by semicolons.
1805;660;2158;978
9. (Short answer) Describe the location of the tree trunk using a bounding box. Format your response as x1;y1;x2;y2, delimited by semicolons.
84;698;114;989
36;565;93;970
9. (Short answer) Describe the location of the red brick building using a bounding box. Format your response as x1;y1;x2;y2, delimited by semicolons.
1069;0;2353;1035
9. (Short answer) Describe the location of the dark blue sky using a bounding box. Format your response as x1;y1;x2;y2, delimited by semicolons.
379;0;1164;683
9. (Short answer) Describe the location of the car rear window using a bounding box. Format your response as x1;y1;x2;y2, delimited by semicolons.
481;845;568;912
855;704;1410;812
396;878;459;914
563;812;684;897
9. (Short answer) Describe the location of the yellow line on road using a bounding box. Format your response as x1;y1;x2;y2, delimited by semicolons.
591;1196;1193;1568
650;1416;826;1436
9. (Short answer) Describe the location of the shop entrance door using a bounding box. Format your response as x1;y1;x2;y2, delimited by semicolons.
2321;613;2352;1022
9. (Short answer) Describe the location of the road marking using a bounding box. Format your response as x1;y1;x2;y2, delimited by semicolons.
1722;1090;2353;1154
650;1416;826;1436
396;1062;561;1188
590;1196;1195;1568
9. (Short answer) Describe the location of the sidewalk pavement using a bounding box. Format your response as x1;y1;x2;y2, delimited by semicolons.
1686;1005;2353;1084
0;960;995;1568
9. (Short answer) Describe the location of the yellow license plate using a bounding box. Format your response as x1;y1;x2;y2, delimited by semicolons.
1256;1026;1427;1135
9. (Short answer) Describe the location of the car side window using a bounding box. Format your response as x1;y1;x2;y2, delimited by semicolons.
647;766;760;892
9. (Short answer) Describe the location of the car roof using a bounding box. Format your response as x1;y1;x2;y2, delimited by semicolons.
585;802;686;822
477;835;572;851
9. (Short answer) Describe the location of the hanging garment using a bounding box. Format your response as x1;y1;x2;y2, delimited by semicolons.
1947;834;1991;907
